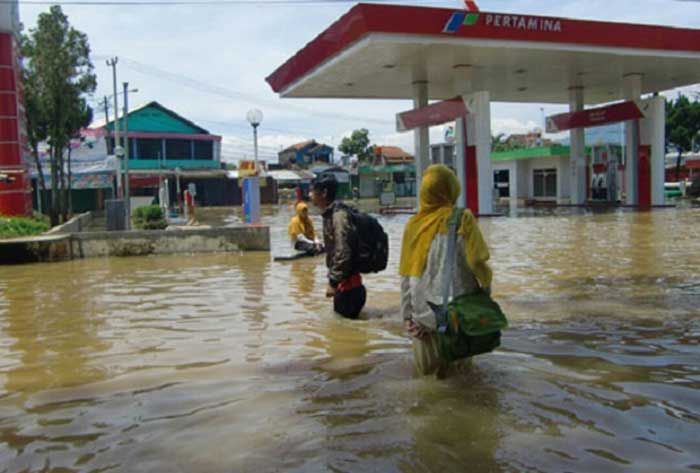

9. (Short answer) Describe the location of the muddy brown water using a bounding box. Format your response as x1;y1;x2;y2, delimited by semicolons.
1;205;699;472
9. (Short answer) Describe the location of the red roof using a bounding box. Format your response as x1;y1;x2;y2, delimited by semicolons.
380;146;413;161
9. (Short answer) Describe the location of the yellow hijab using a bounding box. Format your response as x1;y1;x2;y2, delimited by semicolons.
399;165;492;288
288;202;315;240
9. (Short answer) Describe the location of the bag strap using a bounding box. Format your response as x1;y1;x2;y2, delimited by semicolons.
437;207;463;333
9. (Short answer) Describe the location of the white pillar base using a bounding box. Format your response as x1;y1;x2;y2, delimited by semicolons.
569;87;587;205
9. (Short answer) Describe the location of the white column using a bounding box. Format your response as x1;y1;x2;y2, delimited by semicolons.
624;74;642;205
640;96;666;206
569;87;587;205
453;67;473;209
412;80;429;204
464;91;493;215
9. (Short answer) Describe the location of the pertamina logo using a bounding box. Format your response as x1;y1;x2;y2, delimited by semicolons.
443;1;479;33
443;1;563;35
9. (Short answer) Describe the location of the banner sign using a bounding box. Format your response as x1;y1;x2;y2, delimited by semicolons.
396;96;469;132
546;101;643;133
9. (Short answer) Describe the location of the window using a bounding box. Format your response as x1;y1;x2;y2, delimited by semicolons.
166;139;192;160
494;169;510;198
533;168;557;198
443;145;454;168
136;139;162;160
193;140;214;160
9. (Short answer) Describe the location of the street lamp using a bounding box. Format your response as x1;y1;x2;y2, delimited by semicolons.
246;108;263;173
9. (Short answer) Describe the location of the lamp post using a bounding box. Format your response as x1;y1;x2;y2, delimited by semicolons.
246;109;263;173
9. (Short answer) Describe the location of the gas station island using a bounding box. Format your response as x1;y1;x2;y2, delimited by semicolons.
266;3;700;214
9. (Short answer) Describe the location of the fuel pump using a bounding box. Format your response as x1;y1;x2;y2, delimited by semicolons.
590;143;622;202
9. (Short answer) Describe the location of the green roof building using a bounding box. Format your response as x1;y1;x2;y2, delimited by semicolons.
104;101;222;171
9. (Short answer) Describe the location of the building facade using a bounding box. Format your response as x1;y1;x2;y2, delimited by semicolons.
278;140;334;168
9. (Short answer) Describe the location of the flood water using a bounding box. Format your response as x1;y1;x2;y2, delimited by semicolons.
1;205;699;472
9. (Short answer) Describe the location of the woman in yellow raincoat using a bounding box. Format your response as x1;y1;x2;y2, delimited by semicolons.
288;201;323;255
399;165;493;375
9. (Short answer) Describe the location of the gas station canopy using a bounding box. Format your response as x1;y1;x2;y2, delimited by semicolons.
266;3;700;104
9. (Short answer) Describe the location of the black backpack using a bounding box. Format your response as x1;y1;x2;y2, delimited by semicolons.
336;203;389;274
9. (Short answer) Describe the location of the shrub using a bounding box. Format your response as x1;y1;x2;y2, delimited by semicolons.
0;215;50;239
132;205;168;230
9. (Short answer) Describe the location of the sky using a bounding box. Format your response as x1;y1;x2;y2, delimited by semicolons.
17;0;700;163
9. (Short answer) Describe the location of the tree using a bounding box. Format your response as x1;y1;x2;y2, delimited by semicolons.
21;5;96;226
491;133;528;152
20;52;49;211
339;128;372;162
665;93;700;181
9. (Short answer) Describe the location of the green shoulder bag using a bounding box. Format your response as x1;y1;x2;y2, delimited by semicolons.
430;207;508;363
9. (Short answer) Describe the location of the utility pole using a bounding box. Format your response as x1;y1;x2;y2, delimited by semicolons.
123;82;131;230
103;96;111;153
106;57;121;198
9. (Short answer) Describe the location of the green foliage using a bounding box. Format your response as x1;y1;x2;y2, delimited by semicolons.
491;133;527;152
339;129;372;162
132;205;168;230
0;216;50;239
665;94;700;152
21;5;97;226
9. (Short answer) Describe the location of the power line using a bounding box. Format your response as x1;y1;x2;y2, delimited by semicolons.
92;55;393;126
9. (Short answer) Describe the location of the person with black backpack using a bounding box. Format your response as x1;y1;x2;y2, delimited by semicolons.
310;174;388;319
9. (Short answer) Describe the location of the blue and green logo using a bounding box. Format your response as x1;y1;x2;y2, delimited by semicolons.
443;2;480;34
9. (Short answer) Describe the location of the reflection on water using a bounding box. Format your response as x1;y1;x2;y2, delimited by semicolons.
1;206;699;472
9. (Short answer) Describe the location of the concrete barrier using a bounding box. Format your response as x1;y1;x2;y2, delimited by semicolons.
46;212;93;235
71;226;270;258
0;225;270;264
0;234;73;264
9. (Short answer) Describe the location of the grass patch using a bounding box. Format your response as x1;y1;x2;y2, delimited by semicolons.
0;215;50;239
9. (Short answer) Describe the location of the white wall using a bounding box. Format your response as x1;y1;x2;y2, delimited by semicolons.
495;156;570;202
639;96;666;206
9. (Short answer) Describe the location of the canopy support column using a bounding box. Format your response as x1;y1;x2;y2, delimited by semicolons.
569;86;587;205
624;73;642;205
459;91;492;215
412;80;429;205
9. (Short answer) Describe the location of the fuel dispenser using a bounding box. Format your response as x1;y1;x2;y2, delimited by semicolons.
590;144;623;202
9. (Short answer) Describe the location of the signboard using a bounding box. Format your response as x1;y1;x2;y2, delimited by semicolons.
396;96;469;132
546;101;644;133
242;177;261;224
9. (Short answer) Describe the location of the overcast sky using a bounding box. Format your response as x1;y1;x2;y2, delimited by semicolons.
18;0;700;163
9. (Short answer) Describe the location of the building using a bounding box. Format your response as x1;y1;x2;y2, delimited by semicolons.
491;145;572;204
358;163;416;198
267;4;700;212
278;140;334;168
372;146;414;166
30;129;116;213
106;101;222;170
103;102;237;207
